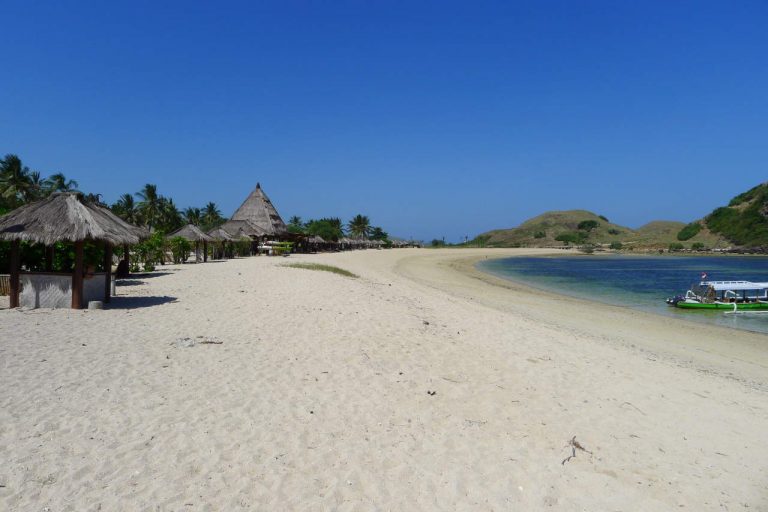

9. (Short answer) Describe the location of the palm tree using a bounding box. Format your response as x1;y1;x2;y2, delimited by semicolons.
287;215;304;234
28;171;46;200
158;197;182;233
0;154;34;207
44;172;79;193
183;207;202;226
113;193;138;224
347;214;371;239
370;226;388;241
202;202;223;229
137;184;161;230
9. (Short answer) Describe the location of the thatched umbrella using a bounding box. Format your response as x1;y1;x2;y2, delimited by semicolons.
167;224;215;263
207;226;237;259
0;192;142;309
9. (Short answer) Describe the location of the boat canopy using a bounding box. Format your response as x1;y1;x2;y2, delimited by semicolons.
700;280;768;291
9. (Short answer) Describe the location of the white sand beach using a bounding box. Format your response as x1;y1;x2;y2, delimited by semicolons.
2;248;767;511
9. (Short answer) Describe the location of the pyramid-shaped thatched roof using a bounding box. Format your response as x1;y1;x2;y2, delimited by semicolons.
0;192;143;246
219;219;266;238
230;183;287;236
167;224;214;242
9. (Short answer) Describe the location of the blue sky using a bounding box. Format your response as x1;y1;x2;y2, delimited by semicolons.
2;1;766;241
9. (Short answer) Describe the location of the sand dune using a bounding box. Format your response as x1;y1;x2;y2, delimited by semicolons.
1;248;767;510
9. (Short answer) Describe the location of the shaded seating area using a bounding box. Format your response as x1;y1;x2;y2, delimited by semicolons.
0;192;142;309
206;226;237;259
167;224;214;263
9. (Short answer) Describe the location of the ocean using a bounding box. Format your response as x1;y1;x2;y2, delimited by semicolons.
477;254;768;335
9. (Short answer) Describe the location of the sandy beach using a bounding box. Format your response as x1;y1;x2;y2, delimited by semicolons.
2;248;767;511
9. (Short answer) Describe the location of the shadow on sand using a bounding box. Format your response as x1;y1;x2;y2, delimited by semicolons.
108;295;178;310
128;271;176;279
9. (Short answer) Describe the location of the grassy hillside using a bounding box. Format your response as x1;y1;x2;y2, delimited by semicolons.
473;211;721;249
474;210;631;248
704;182;768;247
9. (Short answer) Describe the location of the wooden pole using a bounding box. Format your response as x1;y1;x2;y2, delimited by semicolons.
203;241;208;262
123;243;130;272
9;240;20;308
72;241;84;309
45;245;54;271
103;243;113;303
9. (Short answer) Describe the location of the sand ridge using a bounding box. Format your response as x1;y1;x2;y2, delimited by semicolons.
1;248;767;510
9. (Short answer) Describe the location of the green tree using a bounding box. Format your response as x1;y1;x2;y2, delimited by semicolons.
305;218;344;241
112;193;139;224
577;220;599;232
44;172;79;193
183;207;202;226
0;154;34;208
348;214;371;239
677;221;702;241
137;184;161;230
168;236;192;263
158;197;182;233
287;215;304;234
202;202;223;230
369;226;389;241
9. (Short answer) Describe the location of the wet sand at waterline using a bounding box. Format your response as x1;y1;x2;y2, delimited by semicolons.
1;248;767;510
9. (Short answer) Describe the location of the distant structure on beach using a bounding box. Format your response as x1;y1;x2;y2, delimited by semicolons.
228;183;287;237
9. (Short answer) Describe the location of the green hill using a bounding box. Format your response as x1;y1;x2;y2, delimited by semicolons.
473;182;768;250
703;182;768;247
474;210;633;248
473;211;720;249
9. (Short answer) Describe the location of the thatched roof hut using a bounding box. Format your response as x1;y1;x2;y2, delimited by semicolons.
308;235;326;244
230;183;287;236
167;224;214;243
0;192;143;309
167;224;214;263
0;192;141;246
207;226;237;241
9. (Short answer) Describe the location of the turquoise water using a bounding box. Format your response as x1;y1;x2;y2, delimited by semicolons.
477;255;768;335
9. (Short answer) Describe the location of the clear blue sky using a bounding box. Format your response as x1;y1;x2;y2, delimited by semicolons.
2;1;766;241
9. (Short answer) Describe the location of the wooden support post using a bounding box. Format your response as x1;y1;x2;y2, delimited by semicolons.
123;243;130;271
104;243;113;303
72;240;84;309
9;240;20;308
203;241;208;262
45;245;54;271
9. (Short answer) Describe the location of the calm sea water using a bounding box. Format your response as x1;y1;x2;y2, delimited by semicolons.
477;255;768;335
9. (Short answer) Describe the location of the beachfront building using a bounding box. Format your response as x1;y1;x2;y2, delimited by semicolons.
219;183;297;254
229;182;288;237
0;192;142;309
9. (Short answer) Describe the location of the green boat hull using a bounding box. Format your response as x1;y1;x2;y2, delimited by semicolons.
676;301;768;310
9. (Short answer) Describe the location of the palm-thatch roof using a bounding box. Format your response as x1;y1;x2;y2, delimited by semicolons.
230;183;287;236
167;224;214;242
219;219;266;238
308;235;326;243
207;226;237;241
0;192;142;246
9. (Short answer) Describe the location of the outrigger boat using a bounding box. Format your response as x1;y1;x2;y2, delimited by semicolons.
667;280;768;310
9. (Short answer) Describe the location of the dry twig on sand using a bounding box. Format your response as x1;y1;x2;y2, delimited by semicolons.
562;436;592;465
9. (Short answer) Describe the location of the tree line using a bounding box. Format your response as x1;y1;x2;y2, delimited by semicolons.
286;214;389;242
1;154;225;233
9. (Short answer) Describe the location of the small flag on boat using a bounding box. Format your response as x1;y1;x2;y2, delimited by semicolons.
701;272;708;280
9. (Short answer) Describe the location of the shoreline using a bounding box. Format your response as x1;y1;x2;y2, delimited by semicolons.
395;248;768;390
